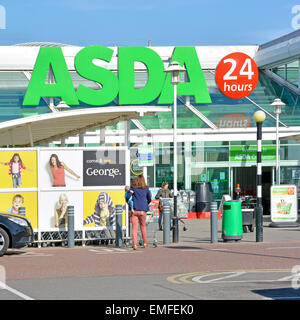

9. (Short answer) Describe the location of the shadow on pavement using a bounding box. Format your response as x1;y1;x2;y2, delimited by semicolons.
252;288;300;300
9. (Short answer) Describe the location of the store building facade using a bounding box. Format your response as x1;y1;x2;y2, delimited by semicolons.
1;30;300;214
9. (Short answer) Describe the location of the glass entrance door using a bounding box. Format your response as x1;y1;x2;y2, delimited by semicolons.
232;166;273;214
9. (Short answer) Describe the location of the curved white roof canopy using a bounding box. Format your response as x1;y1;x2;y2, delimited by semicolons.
0;106;171;147
254;29;300;68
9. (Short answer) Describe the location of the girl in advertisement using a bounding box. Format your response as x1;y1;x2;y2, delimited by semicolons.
83;192;116;227
49;154;80;187
54;193;69;228
0;153;33;188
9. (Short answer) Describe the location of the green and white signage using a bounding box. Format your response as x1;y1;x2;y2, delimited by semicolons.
230;146;276;162
270;185;298;223
23;46;212;107
138;145;154;167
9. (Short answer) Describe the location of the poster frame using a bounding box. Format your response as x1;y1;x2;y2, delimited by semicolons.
0;146;130;243
270;184;298;223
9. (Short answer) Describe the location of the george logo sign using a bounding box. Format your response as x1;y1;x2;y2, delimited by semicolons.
215;52;259;99
83;150;125;186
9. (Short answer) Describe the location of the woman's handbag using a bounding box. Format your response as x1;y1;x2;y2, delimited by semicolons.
158;200;162;212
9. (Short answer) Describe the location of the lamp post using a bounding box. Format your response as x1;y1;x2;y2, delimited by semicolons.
55;100;70;112
253;110;266;242
271;98;285;185
164;61;186;243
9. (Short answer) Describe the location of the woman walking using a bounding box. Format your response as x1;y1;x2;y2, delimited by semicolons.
126;174;151;250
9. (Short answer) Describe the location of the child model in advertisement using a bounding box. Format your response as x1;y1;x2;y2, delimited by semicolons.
7;194;25;215
0;153;33;188
83;192;116;227
49;154;80;187
55;193;69;228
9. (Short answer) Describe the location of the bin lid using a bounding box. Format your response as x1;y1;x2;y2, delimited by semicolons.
224;200;242;207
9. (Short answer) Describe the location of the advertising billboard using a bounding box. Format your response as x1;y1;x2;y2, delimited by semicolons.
0;150;38;189
271;185;298;223
0;147;128;236
83;150;126;186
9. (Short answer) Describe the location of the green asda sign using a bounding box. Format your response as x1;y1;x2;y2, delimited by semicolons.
230;146;276;162
23;46;212;106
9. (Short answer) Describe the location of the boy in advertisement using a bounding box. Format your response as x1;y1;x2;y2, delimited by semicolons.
6;194;25;215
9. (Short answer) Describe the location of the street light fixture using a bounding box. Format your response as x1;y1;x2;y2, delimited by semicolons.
55;100;71;112
253;110;266;242
271;98;285;185
164;61;186;243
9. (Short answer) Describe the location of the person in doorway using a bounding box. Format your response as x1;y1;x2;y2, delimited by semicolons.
7;194;25;215
54;193;69;228
155;182;173;230
126;174;151;250
0;153;33;188
49;154;80;187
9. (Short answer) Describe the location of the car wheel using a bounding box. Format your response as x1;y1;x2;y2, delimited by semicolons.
0;228;9;257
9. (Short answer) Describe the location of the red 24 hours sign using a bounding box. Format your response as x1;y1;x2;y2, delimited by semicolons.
215;52;259;99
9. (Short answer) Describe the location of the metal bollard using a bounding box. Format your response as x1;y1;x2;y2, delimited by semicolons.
163;200;171;245
210;202;218;243
115;205;123;247
67;205;75;248
18;207;25;216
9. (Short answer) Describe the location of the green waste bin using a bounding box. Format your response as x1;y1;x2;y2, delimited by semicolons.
222;200;243;242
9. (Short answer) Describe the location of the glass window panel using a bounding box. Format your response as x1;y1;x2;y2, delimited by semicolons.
191;145;229;162
70;71;101;90
286;60;299;87
280;144;300;161
0;72;29;90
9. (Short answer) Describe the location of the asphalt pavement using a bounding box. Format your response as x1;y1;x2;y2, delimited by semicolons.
0;216;300;301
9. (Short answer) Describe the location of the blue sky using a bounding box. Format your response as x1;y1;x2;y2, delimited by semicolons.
0;0;298;47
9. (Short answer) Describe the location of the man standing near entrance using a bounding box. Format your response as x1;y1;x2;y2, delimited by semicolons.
156;182;173;230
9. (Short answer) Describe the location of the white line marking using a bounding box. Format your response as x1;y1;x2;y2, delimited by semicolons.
0;281;34;300
89;249;142;254
192;272;245;283
95;251;142;254
181;249;229;252
277;275;295;282
192;271;294;284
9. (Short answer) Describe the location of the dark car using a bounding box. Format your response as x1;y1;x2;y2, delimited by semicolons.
0;212;34;256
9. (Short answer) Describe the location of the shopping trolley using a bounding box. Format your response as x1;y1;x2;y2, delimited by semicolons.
138;199;159;247
161;198;189;231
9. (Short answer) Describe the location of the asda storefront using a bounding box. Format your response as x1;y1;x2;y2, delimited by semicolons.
1;30;300;215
